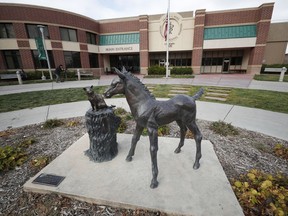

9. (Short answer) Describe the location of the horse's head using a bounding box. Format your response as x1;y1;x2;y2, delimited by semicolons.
104;67;127;98
104;76;125;98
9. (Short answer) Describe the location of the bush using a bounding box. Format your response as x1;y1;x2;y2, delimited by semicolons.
148;65;166;75
232;169;288;216
0;145;27;171
209;121;239;136
273;143;288;160
42;119;64;129
171;67;193;75
142;125;170;136
114;108;132;133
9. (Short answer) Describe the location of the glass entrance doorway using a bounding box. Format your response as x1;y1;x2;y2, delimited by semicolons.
110;54;140;73
222;58;230;73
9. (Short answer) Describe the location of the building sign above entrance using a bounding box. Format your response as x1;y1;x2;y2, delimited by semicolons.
99;44;139;53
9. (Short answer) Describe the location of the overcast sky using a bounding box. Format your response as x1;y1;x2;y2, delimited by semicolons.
1;0;288;22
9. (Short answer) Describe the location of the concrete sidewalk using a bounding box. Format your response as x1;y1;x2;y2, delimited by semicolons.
1;74;288;141
1;98;288;141
1;74;288;95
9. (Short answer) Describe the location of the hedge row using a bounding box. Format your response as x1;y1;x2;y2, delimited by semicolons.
148;65;193;75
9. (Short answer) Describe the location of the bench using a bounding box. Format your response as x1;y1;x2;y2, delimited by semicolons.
264;67;287;82
76;69;93;80
0;72;23;84
0;73;18;80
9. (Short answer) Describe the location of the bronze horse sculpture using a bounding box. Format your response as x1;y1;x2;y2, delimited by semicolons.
104;67;204;188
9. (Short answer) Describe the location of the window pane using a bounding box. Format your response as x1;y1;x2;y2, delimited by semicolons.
89;53;99;67
26;24;49;39
86;32;96;44
3;50;22;69
0;24;8;38
69;29;77;42
32;50;55;69
60;28;70;41
64;51;81;68
0;23;15;38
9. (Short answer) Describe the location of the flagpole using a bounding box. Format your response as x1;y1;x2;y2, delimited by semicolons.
165;0;170;78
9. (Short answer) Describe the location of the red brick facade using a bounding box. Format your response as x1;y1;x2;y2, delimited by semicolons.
0;3;275;75
192;3;274;74
192;9;206;73
139;15;149;72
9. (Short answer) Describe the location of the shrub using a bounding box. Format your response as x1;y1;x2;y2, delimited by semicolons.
66;120;80;127
232;169;288;216
114;108;132;133
43;119;64;129
171;67;193;75
209;121;239;136
117;119;127;133
0;145;27;171
142;125;170;136
148;65;166;75
31;156;50;169
0;137;37;172
273;143;288;160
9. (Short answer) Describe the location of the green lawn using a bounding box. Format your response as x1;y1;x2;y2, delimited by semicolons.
0;85;288;114
254;74;288;82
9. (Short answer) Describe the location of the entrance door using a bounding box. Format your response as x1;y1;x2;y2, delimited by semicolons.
222;58;230;73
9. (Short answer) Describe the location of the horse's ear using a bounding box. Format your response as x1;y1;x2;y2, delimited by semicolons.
122;66;128;73
114;67;126;79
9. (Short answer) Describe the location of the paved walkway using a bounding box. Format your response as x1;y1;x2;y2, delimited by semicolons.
1;74;288;141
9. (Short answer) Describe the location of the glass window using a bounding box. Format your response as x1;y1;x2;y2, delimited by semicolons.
110;54;139;72
89;53;99;68
64;51;81;68
231;57;242;65
0;23;15;38
202;58;212;66
212;58;223;65
26;24;49;39
32;50;55;69
60;28;77;42
86;32;97;45
2;50;22;69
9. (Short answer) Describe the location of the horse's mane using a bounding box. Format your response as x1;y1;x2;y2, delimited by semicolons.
124;72;155;99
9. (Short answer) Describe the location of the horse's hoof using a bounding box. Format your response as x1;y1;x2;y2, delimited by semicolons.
126;156;133;162
150;180;159;189
193;163;200;170
174;148;181;154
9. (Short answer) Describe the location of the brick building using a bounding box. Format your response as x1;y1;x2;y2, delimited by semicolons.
0;2;287;75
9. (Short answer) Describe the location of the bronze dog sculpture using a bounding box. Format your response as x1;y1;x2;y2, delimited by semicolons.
83;85;108;111
104;67;204;188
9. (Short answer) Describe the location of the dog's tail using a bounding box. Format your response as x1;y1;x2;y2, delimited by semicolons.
191;88;204;100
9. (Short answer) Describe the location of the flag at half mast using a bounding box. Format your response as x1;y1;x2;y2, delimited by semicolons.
164;12;168;41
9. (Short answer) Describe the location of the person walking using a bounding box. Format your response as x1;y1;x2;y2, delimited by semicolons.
54;64;64;83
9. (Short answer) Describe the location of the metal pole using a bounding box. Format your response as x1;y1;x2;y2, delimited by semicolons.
16;71;23;85
37;25;53;80
279;67;287;82
165;0;170;78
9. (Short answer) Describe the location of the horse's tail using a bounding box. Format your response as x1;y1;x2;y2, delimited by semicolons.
191;88;204;100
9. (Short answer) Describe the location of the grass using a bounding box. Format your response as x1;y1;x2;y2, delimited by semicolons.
226;88;288;114
0;86;107;113
0;85;288;114
254;74;288;82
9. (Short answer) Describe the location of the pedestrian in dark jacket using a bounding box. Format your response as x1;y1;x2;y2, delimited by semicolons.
54;65;64;83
